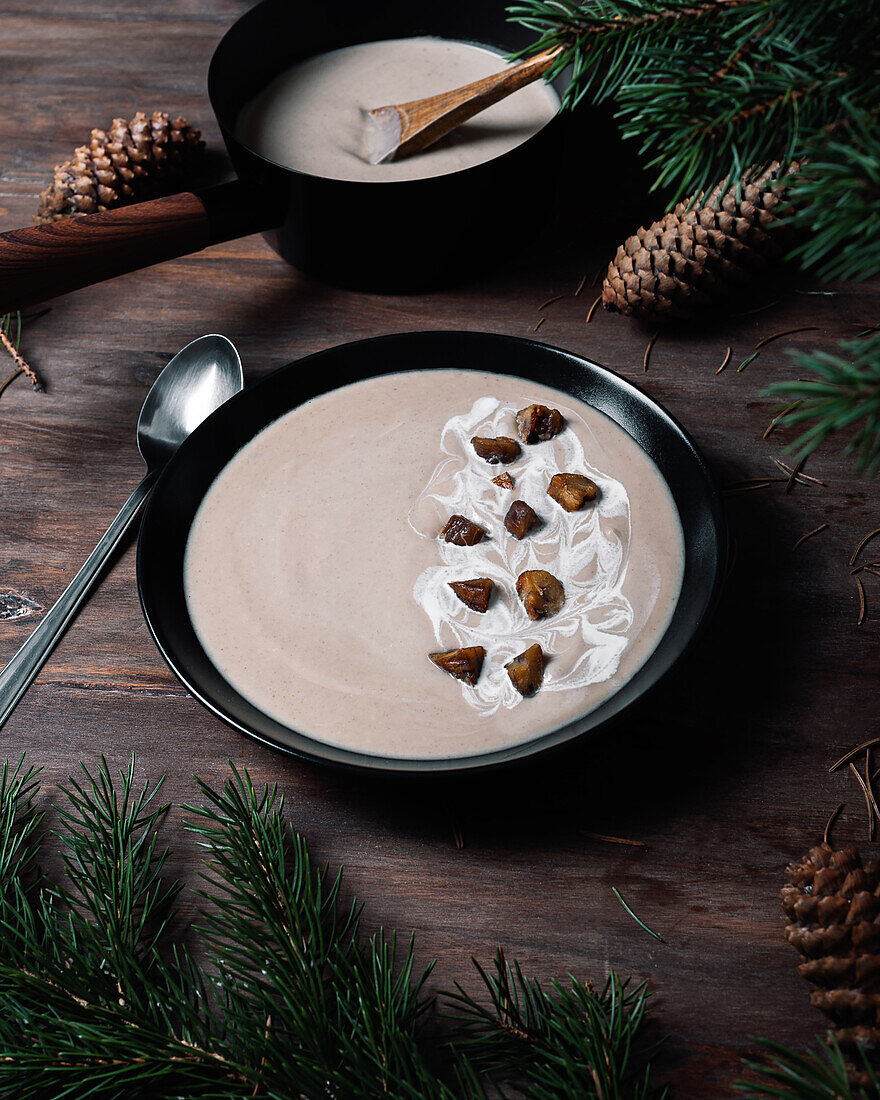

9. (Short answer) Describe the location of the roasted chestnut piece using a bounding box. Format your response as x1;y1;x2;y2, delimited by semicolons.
515;404;565;444
471;435;521;464
449;577;494;613
492;472;515;490
441;514;486;546
548;472;599;512
428;646;486;685
516;569;565;620
505;643;545;696
504;500;542;540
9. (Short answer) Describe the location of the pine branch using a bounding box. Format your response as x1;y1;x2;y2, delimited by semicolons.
2;754;865;1098
764;332;880;476
784;104;880;281
736;1035;880;1099
186;765;454;1098
0;310;41;390
0;755;44;965
508;0;880;279
446;946;666;1099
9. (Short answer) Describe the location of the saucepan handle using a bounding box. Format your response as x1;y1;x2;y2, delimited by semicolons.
0;181;272;311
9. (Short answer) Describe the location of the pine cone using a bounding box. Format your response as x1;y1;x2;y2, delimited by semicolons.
783;842;880;1084
36;111;204;224
602;162;798;323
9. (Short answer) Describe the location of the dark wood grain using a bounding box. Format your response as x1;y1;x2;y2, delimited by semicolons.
1;4;879;1096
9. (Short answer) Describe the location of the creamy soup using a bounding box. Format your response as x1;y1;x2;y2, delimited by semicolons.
183;370;685;760
236;37;560;183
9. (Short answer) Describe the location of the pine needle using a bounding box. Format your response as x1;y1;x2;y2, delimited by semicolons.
763;400;803;439
737;351;760;373
643;328;659;372
823;802;844;846
715;346;732;375
792;523;828;552
828;736;880;774
754;326;820;351
850;526;880;566
849;761;878;839
612;886;665;943
855;573;866;625
582;830;647;848
0;312;41;391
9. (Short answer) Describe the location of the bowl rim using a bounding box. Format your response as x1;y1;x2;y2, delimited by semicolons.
137;330;727;776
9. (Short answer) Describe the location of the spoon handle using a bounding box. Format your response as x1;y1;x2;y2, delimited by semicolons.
0;469;159;731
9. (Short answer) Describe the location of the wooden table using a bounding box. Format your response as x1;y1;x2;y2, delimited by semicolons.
2;4;878;1095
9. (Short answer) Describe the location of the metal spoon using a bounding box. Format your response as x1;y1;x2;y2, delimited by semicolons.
0;333;243;730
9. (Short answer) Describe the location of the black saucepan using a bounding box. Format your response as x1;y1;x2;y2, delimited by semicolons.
0;0;579;308
137;330;727;775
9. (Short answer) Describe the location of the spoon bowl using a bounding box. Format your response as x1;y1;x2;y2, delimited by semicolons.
0;333;244;731
138;334;244;469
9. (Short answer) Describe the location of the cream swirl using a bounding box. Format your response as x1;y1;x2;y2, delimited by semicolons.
409;395;634;715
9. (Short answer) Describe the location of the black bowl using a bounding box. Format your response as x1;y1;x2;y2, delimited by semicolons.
137;331;726;774
207;0;580;291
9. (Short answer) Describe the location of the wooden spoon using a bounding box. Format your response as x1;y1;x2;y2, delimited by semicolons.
363;46;562;165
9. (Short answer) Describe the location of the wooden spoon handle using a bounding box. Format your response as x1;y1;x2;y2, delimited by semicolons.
0;181;270;311
374;46;562;163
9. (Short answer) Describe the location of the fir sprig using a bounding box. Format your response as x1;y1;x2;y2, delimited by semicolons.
0;309;42;391
447;948;666;1098
0;755;660;1099
508;0;880;280
2;755;872;1096
737;1035;880;1099
765;332;880;475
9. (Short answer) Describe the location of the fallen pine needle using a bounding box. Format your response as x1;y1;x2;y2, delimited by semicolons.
852;560;880;575
856;574;866;626
770;455;825;488
590;265;604;288
0;321;41;389
582;830;647;848
722;480;774;495
643;328;659;372
715;346;732;375
612;886;665;943
532;317;546;334
849;762;878;840
829;737;880;774
763;400;803;440
585;295;601;325
850;527;880;567
792;523;828;552
754;325;820;351
824;802;844;846
574;272;587;297
537;294;563;312
737;350;760;373
730;299;779;318
784;456;806;494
